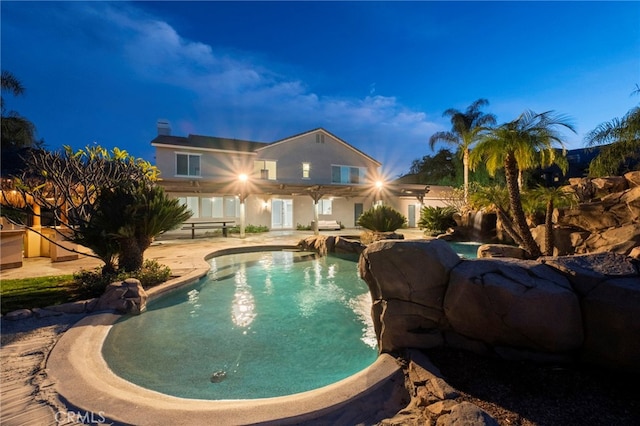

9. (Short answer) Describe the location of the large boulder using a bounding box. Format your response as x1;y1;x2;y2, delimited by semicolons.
581;223;640;255
359;239;461;305
362;240;639;371
444;259;583;353
530;225;589;256
359;239;461;353
94;278;148;314
477;243;527;259
540;253;640;371
558;202;621;231
372;299;444;352
591;176;628;196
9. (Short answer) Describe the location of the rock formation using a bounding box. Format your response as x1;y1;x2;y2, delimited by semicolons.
297;235;365;256
358;239;640;373
94;278;148;314
532;171;640;256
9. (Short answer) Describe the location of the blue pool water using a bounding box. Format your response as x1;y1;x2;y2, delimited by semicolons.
102;251;377;400
448;241;481;259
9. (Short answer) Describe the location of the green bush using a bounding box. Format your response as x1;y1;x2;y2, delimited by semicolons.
418;206;457;235
227;224;269;234
357;205;406;232
74;259;171;299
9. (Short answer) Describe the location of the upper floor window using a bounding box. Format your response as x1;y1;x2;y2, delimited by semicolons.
302;162;311;179
254;160;277;180
176;153;200;177
331;165;366;184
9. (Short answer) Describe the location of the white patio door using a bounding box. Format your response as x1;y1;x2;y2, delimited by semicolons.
408;204;416;228
271;199;293;229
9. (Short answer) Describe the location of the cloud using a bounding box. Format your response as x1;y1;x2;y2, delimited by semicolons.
99;3;437;143
5;2;438;175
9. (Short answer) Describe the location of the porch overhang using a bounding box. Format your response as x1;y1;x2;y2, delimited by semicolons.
156;179;435;201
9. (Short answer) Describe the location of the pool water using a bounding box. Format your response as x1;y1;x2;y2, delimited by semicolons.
448;241;481;259
102;251;377;400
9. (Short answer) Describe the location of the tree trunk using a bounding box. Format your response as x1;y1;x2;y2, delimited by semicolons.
504;154;542;258
118;237;144;272
496;208;523;247
543;199;554;256
463;149;470;204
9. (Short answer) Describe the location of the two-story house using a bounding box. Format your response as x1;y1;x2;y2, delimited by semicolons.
151;122;449;231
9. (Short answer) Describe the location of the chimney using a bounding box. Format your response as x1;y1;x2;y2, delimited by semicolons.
157;119;171;136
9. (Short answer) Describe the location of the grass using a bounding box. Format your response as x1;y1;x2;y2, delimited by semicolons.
1;275;79;314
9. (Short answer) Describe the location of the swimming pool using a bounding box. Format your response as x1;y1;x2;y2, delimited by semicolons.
102;250;377;400
448;241;481;259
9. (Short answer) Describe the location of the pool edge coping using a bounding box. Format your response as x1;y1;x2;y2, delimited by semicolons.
46;245;402;425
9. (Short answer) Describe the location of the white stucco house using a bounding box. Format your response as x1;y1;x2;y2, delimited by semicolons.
151;122;451;232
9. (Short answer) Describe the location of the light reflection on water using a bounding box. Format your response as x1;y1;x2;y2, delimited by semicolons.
103;250;377;400
231;265;256;328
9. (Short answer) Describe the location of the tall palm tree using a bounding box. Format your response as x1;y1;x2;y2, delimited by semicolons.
429;99;496;203
470;110;576;258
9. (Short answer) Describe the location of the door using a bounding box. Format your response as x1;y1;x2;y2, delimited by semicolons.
408;204;416;228
271;199;293;229
354;203;364;228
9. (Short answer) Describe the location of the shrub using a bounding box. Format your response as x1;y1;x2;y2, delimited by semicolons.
227;224;269;234
357;205;406;232
74;259;171;299
418;206;457;236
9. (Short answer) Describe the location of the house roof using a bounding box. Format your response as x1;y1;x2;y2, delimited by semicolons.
151;134;269;153
256;128;382;166
151;128;381;165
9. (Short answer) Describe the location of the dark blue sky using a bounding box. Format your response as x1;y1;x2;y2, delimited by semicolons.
2;1;639;177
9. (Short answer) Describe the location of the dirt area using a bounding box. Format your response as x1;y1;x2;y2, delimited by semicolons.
423;347;640;426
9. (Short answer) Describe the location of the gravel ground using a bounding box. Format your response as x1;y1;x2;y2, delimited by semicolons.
423;347;640;426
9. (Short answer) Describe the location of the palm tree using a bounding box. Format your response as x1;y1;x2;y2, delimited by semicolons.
585;98;640;177
470;110;576;258
469;184;522;246
429;99;496;203
1;70;40;149
528;186;578;256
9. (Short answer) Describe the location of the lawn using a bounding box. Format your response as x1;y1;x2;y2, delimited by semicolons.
1;275;79;314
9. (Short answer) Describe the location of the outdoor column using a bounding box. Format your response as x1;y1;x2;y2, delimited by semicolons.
313;200;319;235
238;174;248;239
239;201;246;239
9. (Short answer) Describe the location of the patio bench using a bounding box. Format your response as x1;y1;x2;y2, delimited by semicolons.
182;221;236;239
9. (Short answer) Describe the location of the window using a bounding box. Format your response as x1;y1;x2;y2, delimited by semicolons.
331;165;366;184
316;134;325;144
318;199;332;215
176;153;200;177
254;160;277;180
201;197;224;218
302;162;310;179
225;196;239;217
178;196;235;219
178;196;200;217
